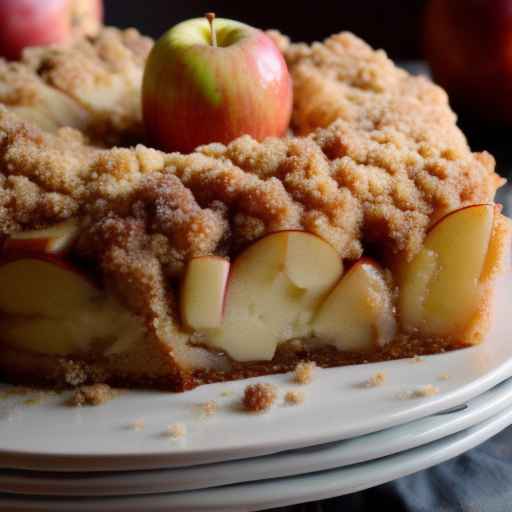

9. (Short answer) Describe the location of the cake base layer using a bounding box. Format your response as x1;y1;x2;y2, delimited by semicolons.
0;335;469;392
0;338;194;391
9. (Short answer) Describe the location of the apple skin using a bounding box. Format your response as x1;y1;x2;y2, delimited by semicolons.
2;218;80;256
142;17;293;153
426;203;496;235
0;0;103;61
424;0;512;123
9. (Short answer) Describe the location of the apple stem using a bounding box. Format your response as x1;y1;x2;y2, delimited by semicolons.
205;12;217;47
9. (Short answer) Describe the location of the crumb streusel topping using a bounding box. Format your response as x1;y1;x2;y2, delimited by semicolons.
243;383;277;412
293;362;316;384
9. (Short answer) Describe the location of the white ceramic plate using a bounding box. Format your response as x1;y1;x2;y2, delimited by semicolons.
3;375;512;497
1;275;511;472
1;402;512;511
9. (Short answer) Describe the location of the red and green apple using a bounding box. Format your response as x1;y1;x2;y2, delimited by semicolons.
142;14;293;153
0;0;103;60
424;0;512;123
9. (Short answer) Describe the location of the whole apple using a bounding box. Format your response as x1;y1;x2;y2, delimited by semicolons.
142;15;293;153
424;0;512;123
0;0;103;60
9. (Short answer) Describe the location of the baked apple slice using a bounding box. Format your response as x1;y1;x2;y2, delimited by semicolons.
0;256;142;355
203;231;343;362
181;256;230;330
398;204;497;337
3;219;79;256
312;258;396;352
0;255;100;317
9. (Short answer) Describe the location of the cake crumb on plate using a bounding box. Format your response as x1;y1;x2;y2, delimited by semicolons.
284;390;305;405
166;422;187;439
398;384;440;400
438;373;450;381
129;418;145;431
68;384;116;406
200;400;218;417
365;372;386;388
294;362;316;385
243;383;277;412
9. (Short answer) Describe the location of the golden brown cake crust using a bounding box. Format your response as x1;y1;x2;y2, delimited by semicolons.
0;28;508;391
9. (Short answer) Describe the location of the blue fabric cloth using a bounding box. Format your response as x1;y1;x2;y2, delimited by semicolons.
270;420;512;511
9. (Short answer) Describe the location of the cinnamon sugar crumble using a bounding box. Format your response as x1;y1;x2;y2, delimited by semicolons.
199;400;218;417
398;384;440;400
61;360;88;387
129;418;145;431
69;384;116;406
284;390;305;406
365;372;386;388
294;362;316;384
0;32;500;276
166;422;187;439
243;383;277;412
0;386;38;399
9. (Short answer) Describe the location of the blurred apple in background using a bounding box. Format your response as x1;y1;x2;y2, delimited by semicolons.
424;0;512;124
0;0;103;60
142;14;292;153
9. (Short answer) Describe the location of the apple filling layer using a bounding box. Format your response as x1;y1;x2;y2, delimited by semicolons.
0;204;508;368
0;257;145;356
182;204;506;362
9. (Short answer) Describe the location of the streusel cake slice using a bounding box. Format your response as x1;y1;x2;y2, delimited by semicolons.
0;28;509;391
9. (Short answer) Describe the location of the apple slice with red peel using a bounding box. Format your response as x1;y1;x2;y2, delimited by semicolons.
203;231;342;362
399;204;495;337
0;256;100;317
181;256;230;330
313;258;396;352
3;219;80;256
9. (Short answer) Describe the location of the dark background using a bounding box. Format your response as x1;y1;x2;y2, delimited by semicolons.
104;0;427;60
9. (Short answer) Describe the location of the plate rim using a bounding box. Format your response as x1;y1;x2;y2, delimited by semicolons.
2;376;512;496
1;398;512;511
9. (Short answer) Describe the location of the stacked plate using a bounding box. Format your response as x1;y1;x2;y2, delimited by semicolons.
1;275;512;512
